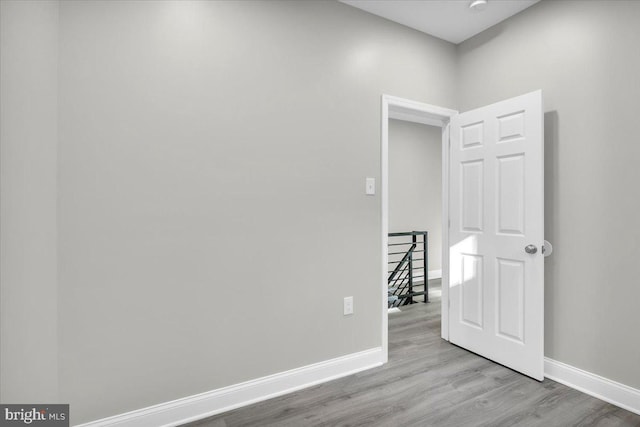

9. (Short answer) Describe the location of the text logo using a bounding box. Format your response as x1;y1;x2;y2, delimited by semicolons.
0;405;68;426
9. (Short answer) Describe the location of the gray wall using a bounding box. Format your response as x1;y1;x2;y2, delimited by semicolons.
53;1;456;423
5;0;638;423
458;0;640;389
0;0;59;402
389;120;442;271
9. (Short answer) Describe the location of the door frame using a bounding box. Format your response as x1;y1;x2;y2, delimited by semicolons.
381;94;457;363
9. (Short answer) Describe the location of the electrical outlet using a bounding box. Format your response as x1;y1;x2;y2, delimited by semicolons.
344;296;354;315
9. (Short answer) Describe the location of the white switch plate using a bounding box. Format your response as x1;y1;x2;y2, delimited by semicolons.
343;296;354;315
365;177;375;195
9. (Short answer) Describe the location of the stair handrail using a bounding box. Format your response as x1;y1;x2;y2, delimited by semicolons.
387;243;416;284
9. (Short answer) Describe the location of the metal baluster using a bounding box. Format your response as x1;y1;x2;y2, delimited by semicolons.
424;232;429;303
408;233;415;304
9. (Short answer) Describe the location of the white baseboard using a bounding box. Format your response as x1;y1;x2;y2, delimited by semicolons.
544;357;640;415
76;348;383;427
73;344;640;425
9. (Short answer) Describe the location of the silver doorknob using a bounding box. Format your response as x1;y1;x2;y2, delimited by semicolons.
525;244;538;254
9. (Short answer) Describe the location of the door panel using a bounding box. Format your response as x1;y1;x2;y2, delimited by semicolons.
461;160;484;232
449;90;544;380
461;254;483;328
496;257;525;343
497;154;525;235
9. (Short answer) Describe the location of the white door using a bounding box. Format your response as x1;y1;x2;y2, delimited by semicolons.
449;90;544;380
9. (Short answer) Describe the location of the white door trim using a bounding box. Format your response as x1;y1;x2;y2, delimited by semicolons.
381;95;458;362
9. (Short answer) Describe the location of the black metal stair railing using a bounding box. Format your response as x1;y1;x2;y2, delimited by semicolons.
388;231;428;308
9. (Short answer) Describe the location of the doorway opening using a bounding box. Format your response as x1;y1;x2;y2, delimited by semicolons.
387;120;442;313
380;95;457;363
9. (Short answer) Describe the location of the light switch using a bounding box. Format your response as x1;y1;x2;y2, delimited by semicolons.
365;177;375;195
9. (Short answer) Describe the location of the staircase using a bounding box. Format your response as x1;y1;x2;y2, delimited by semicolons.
388;231;428;308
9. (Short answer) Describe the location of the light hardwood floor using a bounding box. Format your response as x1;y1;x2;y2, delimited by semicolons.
187;282;640;426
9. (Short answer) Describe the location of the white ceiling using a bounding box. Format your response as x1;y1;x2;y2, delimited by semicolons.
340;0;540;44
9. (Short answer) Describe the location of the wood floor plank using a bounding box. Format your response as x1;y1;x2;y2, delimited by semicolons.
186;283;640;427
